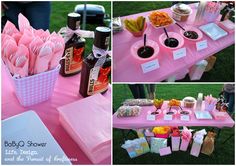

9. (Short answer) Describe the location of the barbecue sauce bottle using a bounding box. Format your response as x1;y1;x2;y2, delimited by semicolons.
60;13;86;76
79;27;111;97
220;2;234;21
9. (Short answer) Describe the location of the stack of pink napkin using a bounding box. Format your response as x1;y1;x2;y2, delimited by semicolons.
57;94;111;164
2;13;64;78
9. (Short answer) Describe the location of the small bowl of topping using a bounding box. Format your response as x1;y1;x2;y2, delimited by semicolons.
183;97;196;108
153;99;164;110
163;109;178;117
149;11;175;28
131;39;159;62
159;32;184;50
178;109;192;115
151;109;162;115
171;3;192;22
123;16;147;37
180;26;203;42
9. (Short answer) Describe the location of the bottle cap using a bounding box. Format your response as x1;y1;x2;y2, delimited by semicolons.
67;12;81;30
93;27;111;50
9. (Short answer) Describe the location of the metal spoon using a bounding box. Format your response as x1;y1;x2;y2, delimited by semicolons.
141;34;147;54
164;28;170;42
175;23;191;37
175;22;186;31
163;28;178;47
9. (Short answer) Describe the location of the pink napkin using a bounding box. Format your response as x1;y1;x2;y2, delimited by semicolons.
2;39;18;74
58;94;111;164
18;13;31;32
18;29;33;47
34;41;54;74
2;13;64;77
40;30;50;42
34;29;45;36
12;33;22;44
28;37;44;75
2;21;18;35
48;32;65;70
2;36;17;59
10;44;29;77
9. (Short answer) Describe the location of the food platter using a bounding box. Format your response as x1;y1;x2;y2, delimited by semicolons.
148;11;176;29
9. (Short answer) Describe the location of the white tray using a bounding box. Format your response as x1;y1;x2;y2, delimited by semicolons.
194;111;213;120
2;111;71;165
199;23;228;41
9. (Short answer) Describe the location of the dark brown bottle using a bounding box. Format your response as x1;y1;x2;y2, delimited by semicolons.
220;2;234;21
79;27;111;97
60;13;86;76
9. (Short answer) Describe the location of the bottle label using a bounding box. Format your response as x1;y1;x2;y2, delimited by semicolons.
76;21;80;29
87;66;111;95
105;36;110;47
64;46;84;74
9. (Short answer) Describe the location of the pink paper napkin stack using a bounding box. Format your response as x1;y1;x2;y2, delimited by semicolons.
57;94;111;164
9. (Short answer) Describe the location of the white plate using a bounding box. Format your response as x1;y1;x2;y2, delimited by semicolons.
199;23;228;41
2;111;71;165
194;111;213;120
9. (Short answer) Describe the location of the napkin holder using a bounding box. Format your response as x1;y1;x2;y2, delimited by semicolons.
4;62;60;107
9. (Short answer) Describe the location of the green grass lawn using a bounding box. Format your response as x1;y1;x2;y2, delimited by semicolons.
50;1;111;57
113;84;235;164
113;1;235;82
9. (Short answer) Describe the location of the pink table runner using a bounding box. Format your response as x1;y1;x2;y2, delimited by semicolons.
113;102;235;129
113;4;235;82
1;67;111;165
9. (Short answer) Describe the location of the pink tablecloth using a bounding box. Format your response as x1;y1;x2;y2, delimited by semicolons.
113;4;235;82
113;102;235;129
1;67;111;165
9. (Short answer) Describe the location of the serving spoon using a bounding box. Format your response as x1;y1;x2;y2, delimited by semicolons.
163;28;178;48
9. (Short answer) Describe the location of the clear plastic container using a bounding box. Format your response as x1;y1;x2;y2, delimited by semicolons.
171;3;192;22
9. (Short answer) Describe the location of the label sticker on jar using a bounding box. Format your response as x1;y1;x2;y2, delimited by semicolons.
141;59;160;73
173;47;186;60
196;40;208;51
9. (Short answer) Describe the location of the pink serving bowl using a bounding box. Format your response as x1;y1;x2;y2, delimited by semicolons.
163;108;178;118
159;32;184;50
131;39;159;62
180;26;203;42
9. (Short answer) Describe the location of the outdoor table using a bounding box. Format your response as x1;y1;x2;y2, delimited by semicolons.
1;68;111;165
113;3;235;82
113;102;235;129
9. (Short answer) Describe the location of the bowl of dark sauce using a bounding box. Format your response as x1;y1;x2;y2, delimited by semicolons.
159;32;184;50
180;26;203;41
131;39;159;62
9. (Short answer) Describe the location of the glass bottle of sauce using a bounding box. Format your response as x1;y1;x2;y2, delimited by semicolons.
60;13;86;76
220;2;234;21
79;27;111;97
